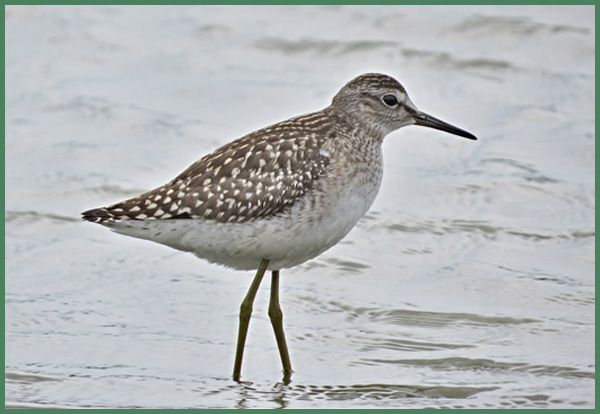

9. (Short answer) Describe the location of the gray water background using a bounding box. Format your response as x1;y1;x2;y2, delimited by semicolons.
5;5;594;409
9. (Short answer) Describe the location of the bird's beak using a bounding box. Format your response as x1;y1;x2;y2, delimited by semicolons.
413;111;477;140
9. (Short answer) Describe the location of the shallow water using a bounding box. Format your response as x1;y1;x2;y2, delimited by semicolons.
5;5;594;409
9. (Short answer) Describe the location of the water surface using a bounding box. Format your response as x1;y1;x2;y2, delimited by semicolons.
5;5;594;409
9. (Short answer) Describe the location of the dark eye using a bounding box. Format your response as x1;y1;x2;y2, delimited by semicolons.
382;94;398;107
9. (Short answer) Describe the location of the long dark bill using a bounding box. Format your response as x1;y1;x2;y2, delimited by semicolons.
413;111;477;140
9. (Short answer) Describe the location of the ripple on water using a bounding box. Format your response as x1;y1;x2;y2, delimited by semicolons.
358;337;474;353
358;357;595;379
451;15;591;37
5;210;79;224
323;257;371;274
384;217;592;242
339;304;539;327
255;37;399;56
208;381;499;409
287;382;498;401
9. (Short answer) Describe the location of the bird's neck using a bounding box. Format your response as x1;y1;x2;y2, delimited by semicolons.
323;106;387;144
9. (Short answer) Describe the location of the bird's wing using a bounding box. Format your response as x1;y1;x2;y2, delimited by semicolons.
82;115;332;224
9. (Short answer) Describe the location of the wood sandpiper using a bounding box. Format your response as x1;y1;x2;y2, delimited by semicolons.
82;73;477;384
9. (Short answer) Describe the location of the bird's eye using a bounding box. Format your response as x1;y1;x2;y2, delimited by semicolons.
382;94;399;107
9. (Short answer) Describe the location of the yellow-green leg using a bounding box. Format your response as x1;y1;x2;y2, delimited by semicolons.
268;270;293;384
233;258;269;382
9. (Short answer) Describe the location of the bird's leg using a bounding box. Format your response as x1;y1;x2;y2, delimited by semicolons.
233;258;270;382
268;270;293;384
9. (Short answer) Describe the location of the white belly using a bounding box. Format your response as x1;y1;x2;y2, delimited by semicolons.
104;166;383;271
